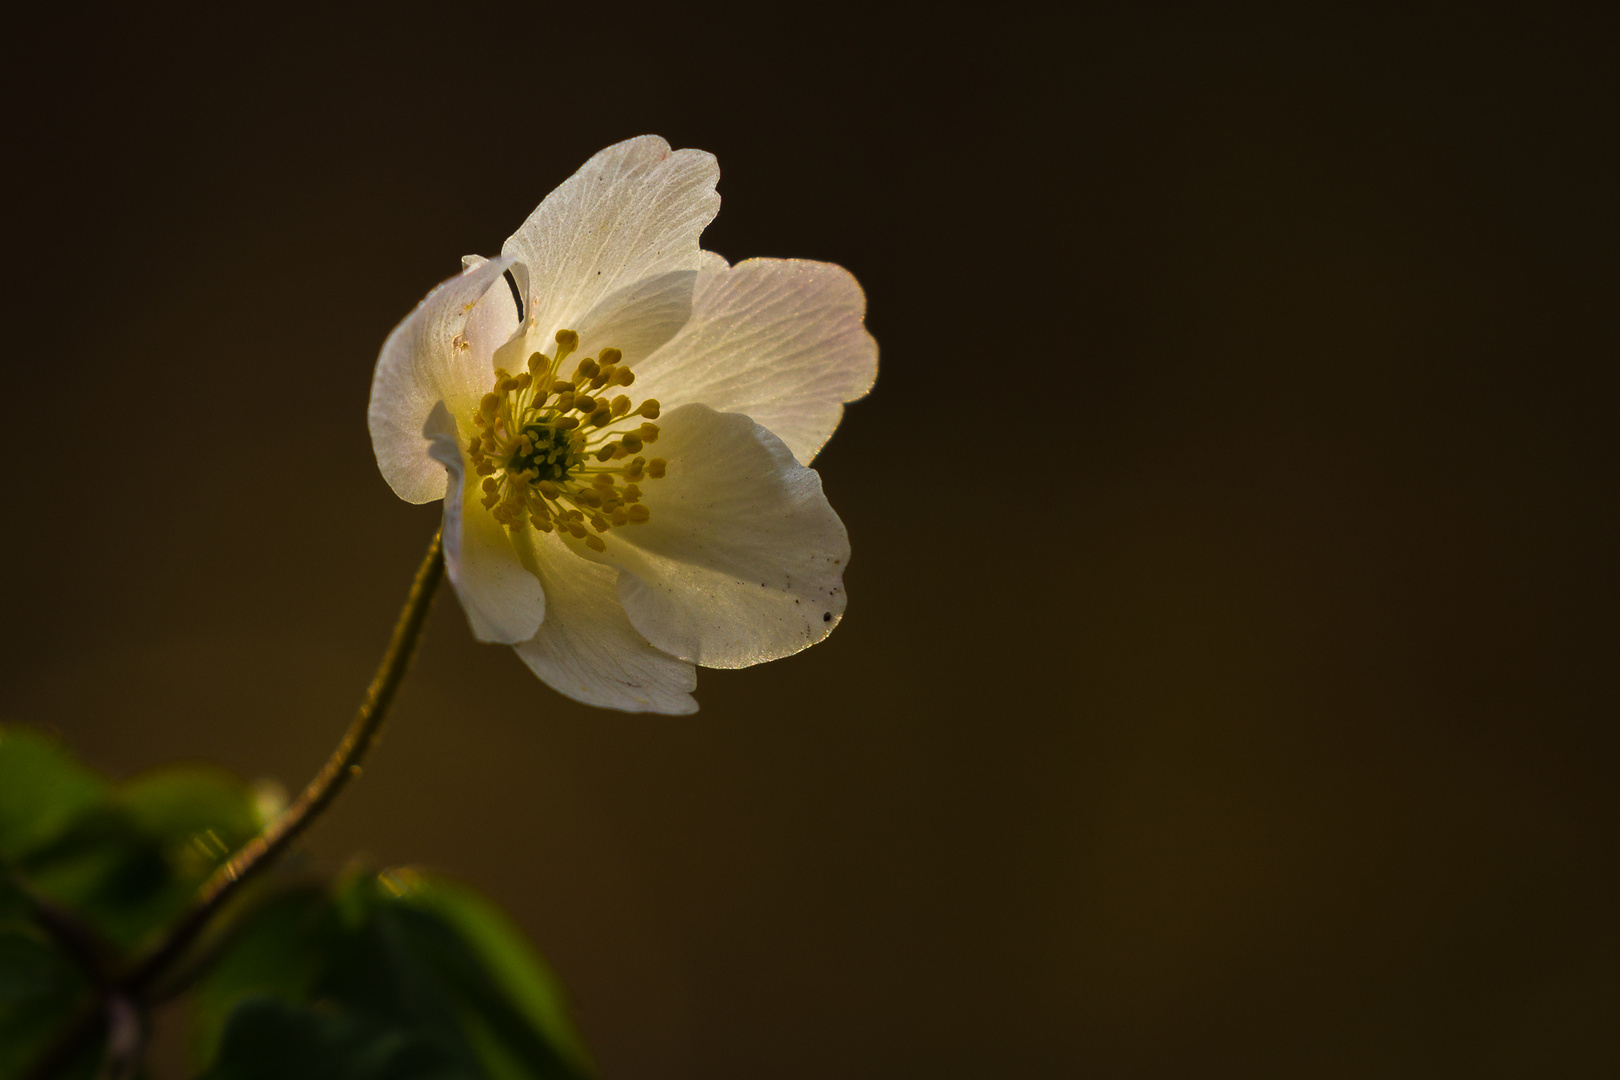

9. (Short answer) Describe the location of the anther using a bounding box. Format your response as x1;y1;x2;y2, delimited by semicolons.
467;336;664;536
585;535;606;552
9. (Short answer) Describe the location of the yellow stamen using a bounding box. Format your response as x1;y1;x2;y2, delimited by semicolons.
463;331;666;550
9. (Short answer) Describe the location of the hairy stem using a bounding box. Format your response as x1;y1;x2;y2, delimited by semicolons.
131;529;446;991
26;529;446;1079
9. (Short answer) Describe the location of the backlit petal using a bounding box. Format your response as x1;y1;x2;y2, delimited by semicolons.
604;404;850;668
425;404;545;644
502;136;718;340
368;257;516;503
515;530;697;714
573;269;697;368
628;258;877;465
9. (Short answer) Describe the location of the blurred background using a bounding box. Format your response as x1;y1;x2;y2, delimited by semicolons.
4;3;1617;1076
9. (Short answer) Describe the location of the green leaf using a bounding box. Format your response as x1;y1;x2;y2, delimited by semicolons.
0;918;94;1077
195;870;594;1080
0;727;106;861
121;767;263;861
14;765;262;952
188;884;338;1064
0;730;277;1078
198;997;468;1080
389;875;594;1079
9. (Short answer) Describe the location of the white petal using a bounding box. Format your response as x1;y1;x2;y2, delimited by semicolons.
502;136;719;339
573;269;696;367
424;404;545;644
459;268;523;400
514;530;697;715
368;257;516;503
628;258;878;465
603;404;850;669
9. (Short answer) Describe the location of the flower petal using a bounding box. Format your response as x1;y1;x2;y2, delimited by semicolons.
458;266;524;404
603;403;850;669
628;258;878;465
514;530;698;714
573;269;697;367
502;136;719;340
369;256;517;503
424;404;545;644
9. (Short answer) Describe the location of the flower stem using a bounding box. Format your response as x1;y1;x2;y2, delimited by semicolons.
25;529;446;1079
131;528;446;993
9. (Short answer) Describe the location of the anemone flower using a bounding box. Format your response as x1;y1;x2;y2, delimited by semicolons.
368;136;877;713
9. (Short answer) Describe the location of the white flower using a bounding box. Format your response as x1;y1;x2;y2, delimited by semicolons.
367;136;877;714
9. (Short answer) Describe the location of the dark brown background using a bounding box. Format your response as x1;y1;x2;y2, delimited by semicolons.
4;4;1617;1076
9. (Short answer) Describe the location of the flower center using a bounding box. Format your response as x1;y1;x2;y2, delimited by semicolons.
466;329;666;553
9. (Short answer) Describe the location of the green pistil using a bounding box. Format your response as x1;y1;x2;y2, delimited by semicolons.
508;420;578;484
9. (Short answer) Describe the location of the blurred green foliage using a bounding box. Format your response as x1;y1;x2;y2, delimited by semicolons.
0;726;593;1079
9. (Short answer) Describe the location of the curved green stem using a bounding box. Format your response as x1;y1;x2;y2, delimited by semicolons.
26;529;446;1079
131;528;446;992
